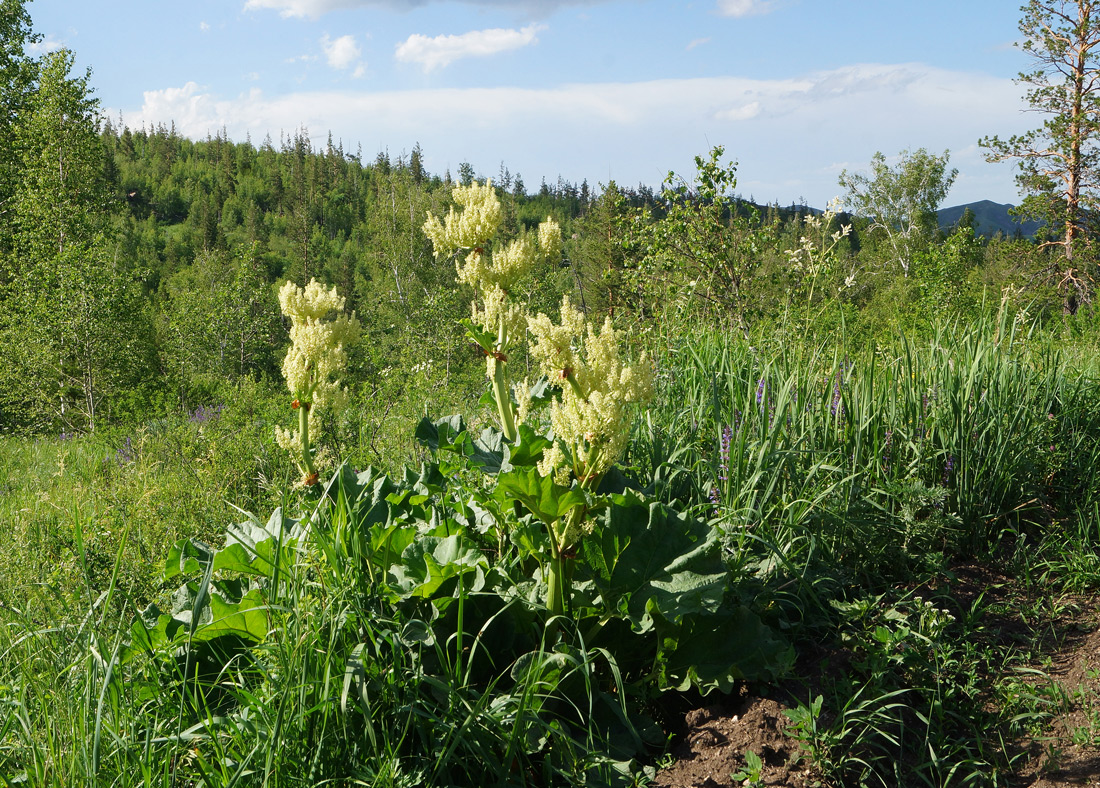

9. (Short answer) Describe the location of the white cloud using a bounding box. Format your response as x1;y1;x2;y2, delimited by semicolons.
121;63;1029;207
244;0;610;19
200;21;211;32
715;0;773;18
395;24;545;72
28;35;65;55
321;33;363;70
686;37;710;51
717;100;760;121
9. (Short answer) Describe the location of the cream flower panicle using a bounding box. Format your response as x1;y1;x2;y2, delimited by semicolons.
279;278;361;405
471;284;527;344
423;186;565;443
423;180;503;259
528;295;654;481
276;278;360;485
538;216;562;264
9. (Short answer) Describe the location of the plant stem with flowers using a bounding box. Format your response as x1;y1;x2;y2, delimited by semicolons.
275;278;361;486
423;180;561;443
527;295;655;618
424;183;654;624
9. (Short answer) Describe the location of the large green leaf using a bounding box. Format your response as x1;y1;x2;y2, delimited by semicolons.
656;604;794;694
388;534;488;600
415;414;466;452
508;423;552;469
495;468;587;527
459;317;496;353
470;427;510;473
195;588;269;643
164;511;300;581
581;491;726;633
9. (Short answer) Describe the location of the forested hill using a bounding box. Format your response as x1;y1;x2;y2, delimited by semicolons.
102;124;608;300
0;107;674;433
0;52;1063;437
937;200;1043;238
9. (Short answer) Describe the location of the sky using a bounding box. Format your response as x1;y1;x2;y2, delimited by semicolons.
28;0;1038;209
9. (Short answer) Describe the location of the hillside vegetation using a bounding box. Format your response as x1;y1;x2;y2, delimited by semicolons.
5;2;1100;786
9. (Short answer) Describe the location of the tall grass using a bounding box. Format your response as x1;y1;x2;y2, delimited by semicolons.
638;309;1091;579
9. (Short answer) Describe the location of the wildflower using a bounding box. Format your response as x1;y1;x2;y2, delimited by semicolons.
422;180;502;257
189;404;224;424
115;436;134;465
278;279;361;409
276;278;360;484
528;295;654;484
719;424;732;483
424;183;562;441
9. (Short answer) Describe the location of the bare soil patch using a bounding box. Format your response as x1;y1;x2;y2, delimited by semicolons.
652;563;1100;788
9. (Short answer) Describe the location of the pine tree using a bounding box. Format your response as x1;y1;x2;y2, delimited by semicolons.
981;0;1100;313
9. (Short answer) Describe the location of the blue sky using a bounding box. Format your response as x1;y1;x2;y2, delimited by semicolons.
30;0;1035;208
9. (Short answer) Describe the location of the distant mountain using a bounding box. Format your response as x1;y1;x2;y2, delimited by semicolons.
937;200;1043;238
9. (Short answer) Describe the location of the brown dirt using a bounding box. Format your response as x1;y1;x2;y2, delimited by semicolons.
651;564;1100;788
649;692;815;788
1013;624;1100;788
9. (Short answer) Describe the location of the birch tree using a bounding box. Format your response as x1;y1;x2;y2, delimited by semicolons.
839;148;957;277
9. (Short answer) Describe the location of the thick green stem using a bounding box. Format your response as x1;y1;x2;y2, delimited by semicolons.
545;546;570;643
298;402;316;482
546;551;566;618
491;358;518;443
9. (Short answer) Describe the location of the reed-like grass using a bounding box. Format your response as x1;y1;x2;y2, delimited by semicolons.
640;310;1093;582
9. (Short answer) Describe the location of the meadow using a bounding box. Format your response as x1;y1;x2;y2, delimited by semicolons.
4;297;1100;787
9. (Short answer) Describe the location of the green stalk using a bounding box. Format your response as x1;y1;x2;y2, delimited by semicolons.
491;358;518;443
298;401;316;483
546;549;565;619
545;544;568;644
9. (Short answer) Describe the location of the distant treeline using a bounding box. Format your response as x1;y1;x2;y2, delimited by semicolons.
0;18;1077;435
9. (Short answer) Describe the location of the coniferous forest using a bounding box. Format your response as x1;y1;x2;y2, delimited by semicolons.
7;0;1100;785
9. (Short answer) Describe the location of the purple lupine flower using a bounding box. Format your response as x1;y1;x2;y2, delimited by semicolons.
719;425;732;482
830;364;847;421
882;429;893;475
709;485;720;517
115;436;135;465
756;377;767;405
943;454;955;485
831;382;844;420
189;403;226;424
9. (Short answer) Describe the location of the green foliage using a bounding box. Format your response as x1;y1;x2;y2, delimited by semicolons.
643;148;780;332
840;148;958;277
980;0;1100;313
0;47;154;432
160;242;280;394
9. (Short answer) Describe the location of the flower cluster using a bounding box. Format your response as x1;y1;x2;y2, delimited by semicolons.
423;180;562;442
278;279;361;409
784;197;852;300
275;279;361;481
528;296;654;484
422;180;502;257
